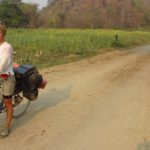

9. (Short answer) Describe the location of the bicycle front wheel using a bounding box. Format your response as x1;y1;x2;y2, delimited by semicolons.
13;93;30;119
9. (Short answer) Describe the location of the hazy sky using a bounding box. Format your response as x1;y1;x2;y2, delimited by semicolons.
22;0;48;9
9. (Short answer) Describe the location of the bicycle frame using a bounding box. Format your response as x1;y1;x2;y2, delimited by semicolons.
0;91;30;118
0;63;47;118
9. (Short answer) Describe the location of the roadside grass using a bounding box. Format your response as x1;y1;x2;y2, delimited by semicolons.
6;29;150;68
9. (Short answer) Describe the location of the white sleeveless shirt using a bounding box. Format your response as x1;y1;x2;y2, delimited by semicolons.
0;41;14;75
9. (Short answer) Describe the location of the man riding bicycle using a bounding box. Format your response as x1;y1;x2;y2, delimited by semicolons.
0;22;16;138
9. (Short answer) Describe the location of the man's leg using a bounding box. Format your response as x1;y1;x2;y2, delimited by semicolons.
4;99;13;129
0;97;13;138
0;76;15;138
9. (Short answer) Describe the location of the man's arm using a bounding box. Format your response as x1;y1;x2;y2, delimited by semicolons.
0;48;10;73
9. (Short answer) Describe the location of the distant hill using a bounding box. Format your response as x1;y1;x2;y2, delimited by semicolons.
39;0;150;28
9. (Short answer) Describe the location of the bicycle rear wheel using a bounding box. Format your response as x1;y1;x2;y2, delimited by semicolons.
12;93;30;119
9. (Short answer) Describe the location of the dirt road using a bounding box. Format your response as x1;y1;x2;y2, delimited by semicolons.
1;45;150;150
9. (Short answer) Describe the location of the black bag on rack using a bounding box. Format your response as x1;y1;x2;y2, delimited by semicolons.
14;64;43;101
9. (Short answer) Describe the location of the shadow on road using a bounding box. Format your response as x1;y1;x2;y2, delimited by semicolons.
0;85;72;131
137;141;150;150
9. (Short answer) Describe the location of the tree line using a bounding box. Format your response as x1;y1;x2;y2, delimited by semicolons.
0;0;39;28
0;0;150;28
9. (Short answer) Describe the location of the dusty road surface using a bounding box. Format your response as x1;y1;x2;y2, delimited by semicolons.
1;45;150;150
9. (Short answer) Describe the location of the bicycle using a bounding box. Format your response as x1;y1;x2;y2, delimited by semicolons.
0;64;47;119
0;90;30;119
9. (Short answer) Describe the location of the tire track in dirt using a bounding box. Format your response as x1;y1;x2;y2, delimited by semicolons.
106;53;150;84
68;51;150;100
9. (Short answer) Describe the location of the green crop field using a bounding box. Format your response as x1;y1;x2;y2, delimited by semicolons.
6;29;150;68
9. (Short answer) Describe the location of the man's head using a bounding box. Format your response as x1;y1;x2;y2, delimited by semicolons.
0;22;6;37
